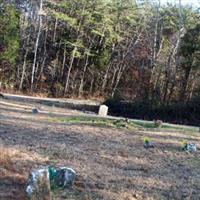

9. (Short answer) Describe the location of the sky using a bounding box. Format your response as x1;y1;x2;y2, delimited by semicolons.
161;0;200;7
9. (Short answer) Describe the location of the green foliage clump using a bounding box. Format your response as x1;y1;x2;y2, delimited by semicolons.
53;82;64;97
0;2;20;85
154;120;163;128
181;140;188;150
0;2;19;64
143;137;150;144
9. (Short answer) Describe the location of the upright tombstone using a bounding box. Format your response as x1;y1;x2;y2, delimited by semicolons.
49;167;76;188
26;167;76;200
32;108;39;114
98;105;108;117
26;168;52;200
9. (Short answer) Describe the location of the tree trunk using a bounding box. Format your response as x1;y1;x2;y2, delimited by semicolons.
180;67;192;101
61;44;66;78
110;66;117;89
111;64;124;97
53;18;58;43
101;64;111;94
89;74;94;95
36;25;48;89
31;0;43;91
64;47;76;95
187;74;197;101
78;52;89;97
19;49;28;90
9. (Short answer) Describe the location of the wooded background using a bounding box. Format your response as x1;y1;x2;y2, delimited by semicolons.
0;0;200;124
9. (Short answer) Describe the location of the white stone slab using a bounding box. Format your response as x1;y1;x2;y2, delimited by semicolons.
98;105;108;117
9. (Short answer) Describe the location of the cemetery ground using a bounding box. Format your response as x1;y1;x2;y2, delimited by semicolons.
0;98;200;200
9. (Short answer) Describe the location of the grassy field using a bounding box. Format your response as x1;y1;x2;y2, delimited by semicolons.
0;99;200;200
49;115;199;132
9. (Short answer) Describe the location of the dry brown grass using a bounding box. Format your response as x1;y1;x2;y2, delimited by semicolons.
0;143;49;200
0;144;48;171
1;99;200;200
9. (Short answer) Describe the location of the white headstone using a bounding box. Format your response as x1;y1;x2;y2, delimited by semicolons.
98;105;108;117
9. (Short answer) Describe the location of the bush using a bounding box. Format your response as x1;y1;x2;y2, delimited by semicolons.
53;82;64;97
104;97;200;126
154;120;163;128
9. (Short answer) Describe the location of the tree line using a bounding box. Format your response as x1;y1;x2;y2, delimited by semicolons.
0;0;200;104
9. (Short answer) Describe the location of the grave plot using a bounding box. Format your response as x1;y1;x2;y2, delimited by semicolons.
0;99;200;200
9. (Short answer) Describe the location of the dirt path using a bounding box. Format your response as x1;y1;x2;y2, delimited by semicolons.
1;93;100;112
0;99;200;200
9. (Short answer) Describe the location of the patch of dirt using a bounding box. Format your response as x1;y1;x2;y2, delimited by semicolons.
0;99;200;200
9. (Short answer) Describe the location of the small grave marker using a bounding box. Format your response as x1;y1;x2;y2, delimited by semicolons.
143;137;154;149
98;105;108;117
26;167;76;199
26;168;51;200
32;108;39;114
182;141;197;152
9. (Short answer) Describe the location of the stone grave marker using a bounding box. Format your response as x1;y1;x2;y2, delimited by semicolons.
98;105;108;117
26;166;76;200
26;168;51;200
32;108;39;114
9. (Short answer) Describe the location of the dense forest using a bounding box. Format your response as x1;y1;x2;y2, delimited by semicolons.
0;0;200;124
